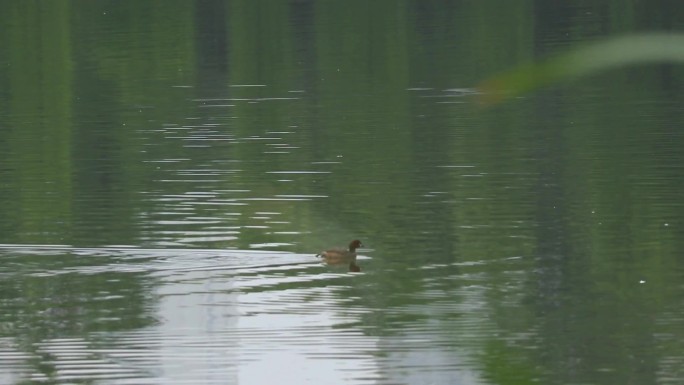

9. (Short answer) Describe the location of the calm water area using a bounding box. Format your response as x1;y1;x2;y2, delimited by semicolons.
2;2;684;384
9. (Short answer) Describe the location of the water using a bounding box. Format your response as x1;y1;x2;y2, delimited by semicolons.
2;2;684;384
0;245;503;384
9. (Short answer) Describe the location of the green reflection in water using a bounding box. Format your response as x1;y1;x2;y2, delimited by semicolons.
0;1;683;384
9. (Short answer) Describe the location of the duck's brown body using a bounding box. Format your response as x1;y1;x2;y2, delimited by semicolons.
317;240;363;265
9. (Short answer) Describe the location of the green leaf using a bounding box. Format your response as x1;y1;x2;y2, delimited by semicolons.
477;33;684;105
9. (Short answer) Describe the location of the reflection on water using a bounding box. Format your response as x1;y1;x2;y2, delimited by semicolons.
5;240;682;384
3;2;684;385
0;245;495;384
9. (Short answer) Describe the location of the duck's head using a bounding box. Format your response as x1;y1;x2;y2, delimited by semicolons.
348;239;363;251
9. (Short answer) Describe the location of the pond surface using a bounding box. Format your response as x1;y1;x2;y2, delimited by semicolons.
1;2;684;384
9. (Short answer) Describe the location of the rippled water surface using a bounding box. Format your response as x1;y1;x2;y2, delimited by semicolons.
3;2;684;384
0;245;501;384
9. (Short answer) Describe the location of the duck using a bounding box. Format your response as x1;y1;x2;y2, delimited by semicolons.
316;239;363;265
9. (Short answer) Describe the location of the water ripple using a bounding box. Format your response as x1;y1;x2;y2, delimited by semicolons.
0;245;498;384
